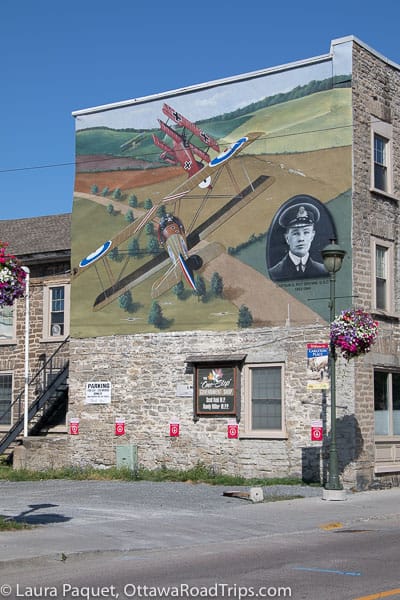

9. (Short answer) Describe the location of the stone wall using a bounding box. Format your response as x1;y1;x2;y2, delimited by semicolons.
350;41;400;488
64;323;358;487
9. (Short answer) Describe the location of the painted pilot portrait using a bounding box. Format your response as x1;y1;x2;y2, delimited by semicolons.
267;195;336;282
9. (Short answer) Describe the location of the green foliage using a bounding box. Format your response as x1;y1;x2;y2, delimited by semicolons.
0;463;309;488
91;184;98;194
128;238;140;257
210;272;223;297
125;209;135;223
106;203;115;215
0;516;32;530
157;205;167;219
118;290;134;312
144;198;153;210
193;275;207;302
172;281;185;300
148;300;164;328
237;304;253;328
109;247;121;261
128;194;138;208
147;237;160;254
112;187;122;200
145;222;154;235
101;186;109;197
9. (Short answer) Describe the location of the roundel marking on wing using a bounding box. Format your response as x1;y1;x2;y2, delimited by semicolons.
79;240;112;268
209;137;248;167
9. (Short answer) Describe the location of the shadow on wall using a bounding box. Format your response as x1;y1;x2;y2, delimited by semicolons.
302;414;364;486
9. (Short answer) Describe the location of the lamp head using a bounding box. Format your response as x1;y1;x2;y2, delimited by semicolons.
321;239;346;273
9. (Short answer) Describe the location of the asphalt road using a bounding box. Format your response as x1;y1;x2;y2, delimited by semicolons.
0;481;400;599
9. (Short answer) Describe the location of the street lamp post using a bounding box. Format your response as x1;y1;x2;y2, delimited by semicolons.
321;240;346;500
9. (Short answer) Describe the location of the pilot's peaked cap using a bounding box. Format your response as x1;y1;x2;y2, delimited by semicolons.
278;203;320;229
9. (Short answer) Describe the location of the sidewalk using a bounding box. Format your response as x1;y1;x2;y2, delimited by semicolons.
1;480;400;565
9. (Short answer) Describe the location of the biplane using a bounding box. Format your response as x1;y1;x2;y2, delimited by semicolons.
152;103;220;188
73;121;275;311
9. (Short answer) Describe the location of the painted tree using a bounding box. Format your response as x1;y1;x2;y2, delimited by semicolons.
106;203;115;216
148;301;164;328
193;275;207;302
237;304;253;328
91;184;98;194
144;198;153;210
128;194;138;208
112;187;122;200
211;272;224;297
118;290;133;312
128;238;140;257
125;209;135;223
172;280;185;300
101;186;109;197
147;237;160;254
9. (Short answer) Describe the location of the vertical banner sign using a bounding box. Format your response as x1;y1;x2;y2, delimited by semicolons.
306;343;329;390
170;422;180;437
311;419;323;441
69;418;79;435
227;420;239;439
115;419;125;436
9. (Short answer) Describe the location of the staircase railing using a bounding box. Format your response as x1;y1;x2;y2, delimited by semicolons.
0;337;69;455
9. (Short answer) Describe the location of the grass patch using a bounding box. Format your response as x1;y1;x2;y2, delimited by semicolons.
0;516;32;531
0;462;316;488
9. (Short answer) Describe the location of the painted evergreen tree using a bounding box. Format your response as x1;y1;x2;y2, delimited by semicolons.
125;209;135;223
172;280;185;300
118;290;133;312
237;304;253;328
211;272;223;297
193;275;207;302
144;198;153;210
128;238;140;257
128;194;138;208
148;301;164;328
91;184;98;194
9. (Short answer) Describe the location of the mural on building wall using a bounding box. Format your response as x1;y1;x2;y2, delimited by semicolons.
71;43;353;337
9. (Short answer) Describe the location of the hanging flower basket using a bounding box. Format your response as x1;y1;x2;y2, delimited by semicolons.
330;308;378;361
0;243;27;307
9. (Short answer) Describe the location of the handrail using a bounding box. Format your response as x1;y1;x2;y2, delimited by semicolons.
0;336;69;425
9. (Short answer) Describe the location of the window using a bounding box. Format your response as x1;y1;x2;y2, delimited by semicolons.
244;364;285;437
371;238;393;313
374;371;400;436
0;374;12;425
43;284;70;340
371;118;393;194
0;306;16;344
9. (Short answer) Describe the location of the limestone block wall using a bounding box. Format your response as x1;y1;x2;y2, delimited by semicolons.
350;41;400;488
64;324;357;486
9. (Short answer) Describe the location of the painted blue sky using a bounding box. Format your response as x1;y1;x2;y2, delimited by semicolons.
1;0;400;220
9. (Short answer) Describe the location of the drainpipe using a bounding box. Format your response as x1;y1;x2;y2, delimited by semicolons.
22;266;30;438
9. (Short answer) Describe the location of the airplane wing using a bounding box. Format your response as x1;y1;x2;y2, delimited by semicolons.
160;132;263;199
162;103;220;152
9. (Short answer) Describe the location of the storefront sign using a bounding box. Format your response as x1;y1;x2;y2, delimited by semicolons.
85;381;112;404
195;366;236;416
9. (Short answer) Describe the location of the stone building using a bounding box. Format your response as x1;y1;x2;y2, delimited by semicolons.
18;37;400;490
0;214;71;460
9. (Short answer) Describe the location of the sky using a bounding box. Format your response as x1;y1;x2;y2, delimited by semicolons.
2;0;400;221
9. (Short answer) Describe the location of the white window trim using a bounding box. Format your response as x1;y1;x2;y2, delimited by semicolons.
242;362;287;439
370;236;394;315
0;305;16;346
42;283;70;342
370;117;393;196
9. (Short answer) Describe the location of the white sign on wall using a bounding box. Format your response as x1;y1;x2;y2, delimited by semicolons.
85;381;112;404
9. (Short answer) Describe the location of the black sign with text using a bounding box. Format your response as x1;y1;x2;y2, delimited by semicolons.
195;366;236;415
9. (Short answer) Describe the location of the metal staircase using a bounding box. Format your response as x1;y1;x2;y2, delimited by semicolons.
0;338;69;457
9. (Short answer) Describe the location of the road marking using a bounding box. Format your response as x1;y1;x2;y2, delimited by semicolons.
353;589;400;599
319;522;344;530
293;567;361;576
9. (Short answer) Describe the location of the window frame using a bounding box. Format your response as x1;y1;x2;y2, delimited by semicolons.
243;362;286;439
0;305;16;345
370;237;394;315
42;283;70;342
0;372;13;427
370;117;393;196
